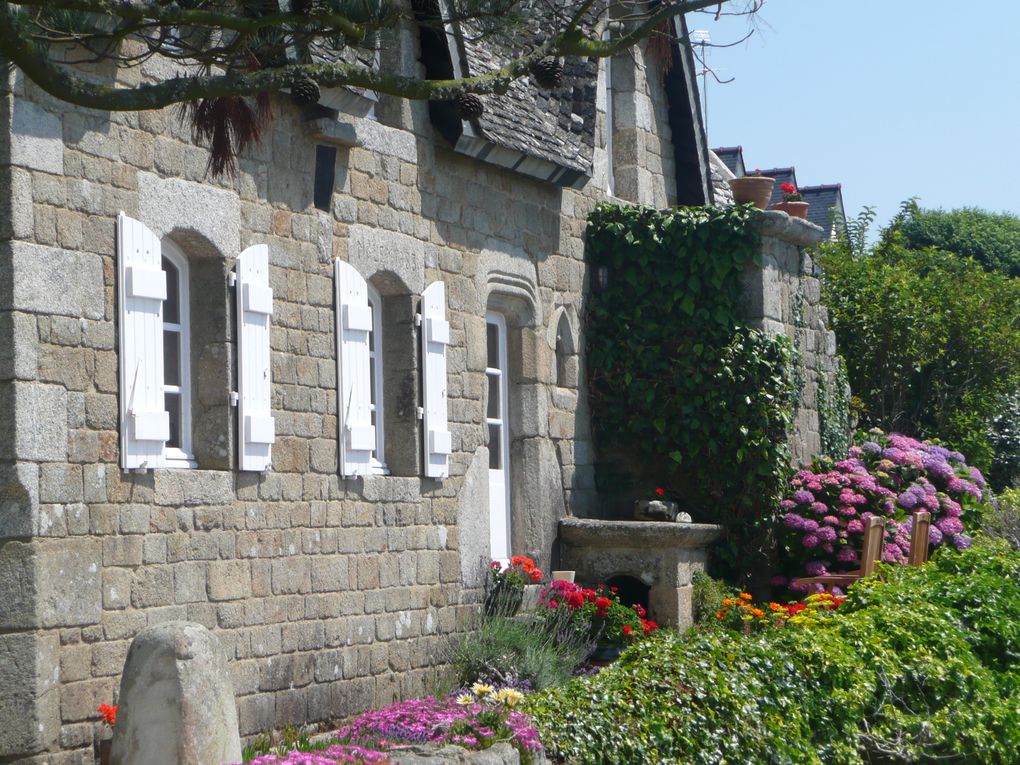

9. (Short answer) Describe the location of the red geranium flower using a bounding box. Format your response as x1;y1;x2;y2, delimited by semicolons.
780;182;797;194
622;624;633;637
98;704;117;727
655;487;666;497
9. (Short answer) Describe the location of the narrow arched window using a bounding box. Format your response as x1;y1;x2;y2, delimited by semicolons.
366;283;387;473
161;242;195;467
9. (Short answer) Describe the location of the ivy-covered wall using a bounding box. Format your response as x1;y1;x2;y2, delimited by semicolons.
583;204;843;577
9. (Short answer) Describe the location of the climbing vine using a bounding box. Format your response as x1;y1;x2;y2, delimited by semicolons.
585;203;798;578
818;355;851;459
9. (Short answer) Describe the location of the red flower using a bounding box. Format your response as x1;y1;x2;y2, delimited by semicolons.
655;487;666;497
780;182;796;194
633;604;646;618
641;619;659;636
530;570;541;583
98;704;117;727
622;624;633;637
610;586;619;593
565;591;584;610
583;589;597;603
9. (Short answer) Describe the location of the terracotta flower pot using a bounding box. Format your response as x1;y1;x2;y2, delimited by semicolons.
770;201;810;219
728;176;775;209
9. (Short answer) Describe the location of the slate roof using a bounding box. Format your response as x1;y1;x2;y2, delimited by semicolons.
458;31;597;180
712;146;744;177
800;184;845;238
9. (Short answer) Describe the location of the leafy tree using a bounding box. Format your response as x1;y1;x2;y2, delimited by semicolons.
0;0;760;174
897;201;1020;277
818;207;1020;472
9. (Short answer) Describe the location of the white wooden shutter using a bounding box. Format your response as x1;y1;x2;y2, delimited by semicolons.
335;260;375;477
421;281;451;479
117;212;169;470
236;244;275;471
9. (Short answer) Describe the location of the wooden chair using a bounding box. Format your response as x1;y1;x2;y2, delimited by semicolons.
908;511;932;567
792;515;888;593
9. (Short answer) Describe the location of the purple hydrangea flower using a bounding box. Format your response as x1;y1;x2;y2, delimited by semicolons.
861;441;882;455
810;501;829;515
793;490;814;505
805;561;828;576
952;533;972;550
936;516;964;536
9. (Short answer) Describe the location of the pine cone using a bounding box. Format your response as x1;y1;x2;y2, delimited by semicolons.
531;58;564;89
455;93;483;120
290;73;320;106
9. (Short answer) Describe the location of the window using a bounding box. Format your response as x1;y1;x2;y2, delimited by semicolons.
366;282;387;473
161;242;195;467
486;312;511;561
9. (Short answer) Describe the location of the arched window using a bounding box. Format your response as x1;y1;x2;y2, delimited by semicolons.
161;241;195;467
366;282;387;473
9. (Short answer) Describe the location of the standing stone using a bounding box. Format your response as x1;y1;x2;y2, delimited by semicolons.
110;622;242;765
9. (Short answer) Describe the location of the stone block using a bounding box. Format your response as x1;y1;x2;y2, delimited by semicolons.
109;622;242;765
39;463;83;504
0;540;38;629
0;311;38;381
137;171;240;261
37;538;102;627
10;99;63;174
207;560;251;601
8;382;67;462
153;470;234;506
0;461;39;539
0;632;61;756
6;242;105;320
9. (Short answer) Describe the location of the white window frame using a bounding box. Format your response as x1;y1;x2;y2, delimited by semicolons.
366;283;388;474
161;241;196;468
486;311;512;563
603;28;615;197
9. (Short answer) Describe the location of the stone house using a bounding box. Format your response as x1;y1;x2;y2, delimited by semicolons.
0;9;742;762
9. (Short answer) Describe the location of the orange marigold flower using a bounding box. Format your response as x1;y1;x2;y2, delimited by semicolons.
715;610;725;619
739;592;752;601
722;598;734;606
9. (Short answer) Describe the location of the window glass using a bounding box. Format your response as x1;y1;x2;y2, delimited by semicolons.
165;391;181;449
486;321;499;369
163;329;180;386
487;373;500;419
488;424;501;469
162;257;180;324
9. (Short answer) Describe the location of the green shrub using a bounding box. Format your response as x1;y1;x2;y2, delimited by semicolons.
690;571;733;624
818;217;1020;471
985;489;1020;550
450;613;591;691
897;202;1020;278
527;543;1020;764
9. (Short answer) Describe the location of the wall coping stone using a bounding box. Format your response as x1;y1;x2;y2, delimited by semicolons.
559;517;724;549
752;209;826;248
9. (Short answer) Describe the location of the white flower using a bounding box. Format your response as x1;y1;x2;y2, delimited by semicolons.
455;692;475;706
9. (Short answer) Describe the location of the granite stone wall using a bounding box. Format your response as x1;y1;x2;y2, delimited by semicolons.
0;29;685;763
743;212;840;464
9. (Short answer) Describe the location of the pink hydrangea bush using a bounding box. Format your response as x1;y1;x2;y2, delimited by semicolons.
775;430;993;590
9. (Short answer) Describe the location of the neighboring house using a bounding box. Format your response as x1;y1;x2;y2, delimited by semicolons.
799;184;846;240
712;148;846;239
712;145;745;177
0;11;713;762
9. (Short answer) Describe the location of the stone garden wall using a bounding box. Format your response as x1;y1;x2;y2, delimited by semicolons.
743;212;841;464
0;30;682;764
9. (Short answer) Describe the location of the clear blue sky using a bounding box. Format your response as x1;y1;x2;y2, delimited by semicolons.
692;0;1020;232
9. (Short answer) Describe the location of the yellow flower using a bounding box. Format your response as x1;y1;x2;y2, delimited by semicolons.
455;693;475;706
493;688;524;707
471;682;494;698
